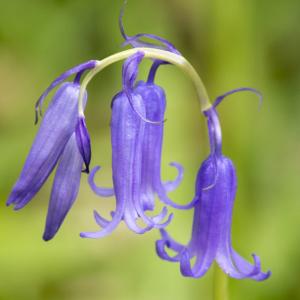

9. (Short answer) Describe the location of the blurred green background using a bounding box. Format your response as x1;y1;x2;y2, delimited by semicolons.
0;0;299;299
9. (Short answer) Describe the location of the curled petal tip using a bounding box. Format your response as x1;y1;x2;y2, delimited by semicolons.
155;239;181;262
263;270;272;280
179;250;193;276
93;210;110;228
152;212;173;229
155;240;170;261
252;253;262;268
88;166;114;197
250;254;271;281
163;162;184;192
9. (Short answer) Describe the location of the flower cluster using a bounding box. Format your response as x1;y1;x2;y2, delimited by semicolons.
5;10;270;281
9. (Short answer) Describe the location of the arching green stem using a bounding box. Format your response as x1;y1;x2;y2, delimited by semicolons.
78;47;211;115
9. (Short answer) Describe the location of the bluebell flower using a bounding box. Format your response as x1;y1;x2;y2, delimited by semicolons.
119;8;195;211
156;89;271;280
81;51;195;239
6;60;96;241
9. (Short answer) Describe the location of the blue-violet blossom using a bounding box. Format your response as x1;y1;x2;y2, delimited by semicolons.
81;52;194;239
6;61;96;241
156;89;271;280
119;9;195;211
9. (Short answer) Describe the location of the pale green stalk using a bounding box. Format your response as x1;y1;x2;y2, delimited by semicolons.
78;47;212;115
213;264;228;300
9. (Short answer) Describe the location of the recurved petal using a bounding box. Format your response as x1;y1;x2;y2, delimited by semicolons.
7;82;85;210
80;207;124;239
93;210;110;228
43;133;83;241
180;248;215;278
123;209;152;234
231;250;271;281
134;205;173;229
163;162;184;192
216;249;270;280
88;166;114;197
156;229;185;262
156;186;198;210
75;116;91;173
156;240;182;262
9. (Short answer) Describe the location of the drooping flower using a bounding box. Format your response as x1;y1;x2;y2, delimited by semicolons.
134;81;195;211
81;51;194;239
6;61;96;241
105;7;194;211
156;89;271;280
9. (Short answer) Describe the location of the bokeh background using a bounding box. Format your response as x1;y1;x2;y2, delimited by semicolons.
0;0;299;299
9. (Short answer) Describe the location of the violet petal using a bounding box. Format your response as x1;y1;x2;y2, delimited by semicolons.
75;116;91;173
88;166;114;197
163;162;184;192
43;133;83;241
156;229;185;262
